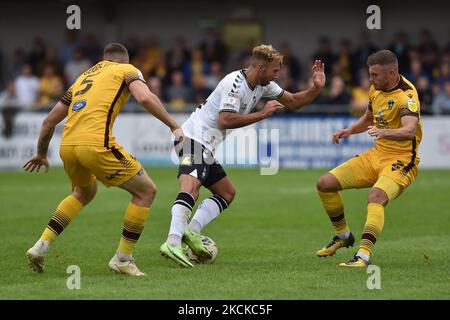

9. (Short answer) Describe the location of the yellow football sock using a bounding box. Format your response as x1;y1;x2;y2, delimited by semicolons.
40;195;83;244
318;191;349;234
359;203;385;257
117;202;150;256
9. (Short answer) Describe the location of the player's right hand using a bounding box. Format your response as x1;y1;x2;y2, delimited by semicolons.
172;127;185;144
332;128;352;144
23;155;50;173
262;100;285;118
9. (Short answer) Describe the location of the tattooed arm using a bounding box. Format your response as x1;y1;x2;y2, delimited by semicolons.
24;101;68;173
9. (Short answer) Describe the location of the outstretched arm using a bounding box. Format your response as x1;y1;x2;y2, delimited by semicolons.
219;100;285;129
129;80;184;140
23;101;68;173
277;60;326;110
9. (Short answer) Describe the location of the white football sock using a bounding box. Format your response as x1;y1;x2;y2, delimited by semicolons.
168;204;192;247
189;195;229;233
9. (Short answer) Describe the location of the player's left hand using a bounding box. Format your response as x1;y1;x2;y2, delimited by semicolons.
312;60;325;90
23;155;50;173
368;125;384;140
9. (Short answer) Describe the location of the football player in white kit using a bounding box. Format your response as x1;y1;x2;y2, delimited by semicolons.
160;44;326;267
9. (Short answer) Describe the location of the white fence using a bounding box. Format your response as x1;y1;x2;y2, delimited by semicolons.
0;113;449;169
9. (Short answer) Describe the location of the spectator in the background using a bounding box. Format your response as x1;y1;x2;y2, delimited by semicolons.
144;36;163;76
388;31;411;74
279;41;302;82
432;81;450;114
406;59;433;84
352;31;377;78
124;35;141;62
199;27;228;66
325;76;351;105
0;45;5;91
59;30;81;64
166;70;192;111
64;48;91;84
336;38;353;84
166;37;191;76
148;76;164;100
350;72;371;116
183;48;209;86
0;81;20;138
82;33;102;64
276;65;295;92
417;29;439;75
416;76;434;115
436;63;450;88
9;48;27;80
38;64;64;106
191;73;210;105
204;61;223;91
28;37;47;75
149;54;168;86
14;64;39;108
37;47;64;79
312;37;335;76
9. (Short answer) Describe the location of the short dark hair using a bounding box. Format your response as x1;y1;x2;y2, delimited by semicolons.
103;43;129;63
367;49;398;68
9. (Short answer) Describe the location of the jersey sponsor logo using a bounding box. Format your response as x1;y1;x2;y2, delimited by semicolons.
407;99;418;112
388;99;394;110
181;155;193;166
72;100;87;112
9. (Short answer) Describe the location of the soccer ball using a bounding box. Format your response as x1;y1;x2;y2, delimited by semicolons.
185;235;218;264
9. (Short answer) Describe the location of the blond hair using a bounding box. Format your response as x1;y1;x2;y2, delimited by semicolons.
251;44;283;65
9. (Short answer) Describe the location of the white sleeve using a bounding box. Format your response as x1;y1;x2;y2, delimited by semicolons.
262;81;284;99
218;81;241;113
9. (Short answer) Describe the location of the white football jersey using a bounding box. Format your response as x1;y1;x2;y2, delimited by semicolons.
182;70;284;153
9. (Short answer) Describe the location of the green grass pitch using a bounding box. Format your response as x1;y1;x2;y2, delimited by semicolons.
0;167;449;299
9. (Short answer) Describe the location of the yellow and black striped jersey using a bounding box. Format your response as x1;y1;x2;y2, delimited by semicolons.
60;60;145;147
368;75;422;158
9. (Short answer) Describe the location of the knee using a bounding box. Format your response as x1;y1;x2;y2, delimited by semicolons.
368;188;388;206
73;184;97;206
317;174;338;193
221;187;236;205
143;181;157;203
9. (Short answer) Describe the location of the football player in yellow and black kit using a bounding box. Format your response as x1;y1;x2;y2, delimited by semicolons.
24;43;184;276
315;50;422;267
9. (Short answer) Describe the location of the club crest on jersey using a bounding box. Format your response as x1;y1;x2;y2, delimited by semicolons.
388;99;394;110
72;100;86;112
